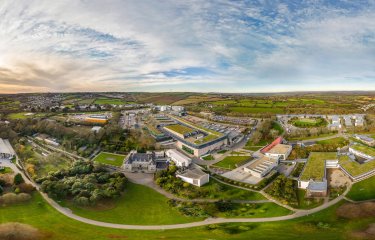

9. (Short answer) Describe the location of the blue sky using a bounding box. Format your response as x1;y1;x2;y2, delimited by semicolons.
0;0;374;93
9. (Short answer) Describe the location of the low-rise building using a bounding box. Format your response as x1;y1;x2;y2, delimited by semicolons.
0;138;15;160
123;150;164;173
176;168;209;187
349;144;375;161
264;144;292;160
91;126;102;133
355;135;375;146
243;155;278;178
165;149;192;167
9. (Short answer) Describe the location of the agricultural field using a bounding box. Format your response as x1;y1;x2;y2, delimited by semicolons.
94;98;128;105
213;156;251;169
77;98;96;104
93;152;126;167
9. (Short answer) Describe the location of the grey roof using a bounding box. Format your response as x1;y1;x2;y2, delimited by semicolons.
308;180;327;192
177;168;208;180
126;152;154;163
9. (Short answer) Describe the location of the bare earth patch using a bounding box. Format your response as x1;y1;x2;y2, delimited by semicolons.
0;222;42;240
336;202;375;219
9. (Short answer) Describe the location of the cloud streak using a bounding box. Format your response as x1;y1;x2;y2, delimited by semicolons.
0;0;374;93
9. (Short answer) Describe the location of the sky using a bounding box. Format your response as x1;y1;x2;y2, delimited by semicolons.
0;0;374;93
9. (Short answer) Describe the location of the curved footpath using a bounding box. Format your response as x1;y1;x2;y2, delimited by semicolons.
9;151;355;230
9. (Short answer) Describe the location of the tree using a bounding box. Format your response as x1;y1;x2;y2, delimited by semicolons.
13;173;24;185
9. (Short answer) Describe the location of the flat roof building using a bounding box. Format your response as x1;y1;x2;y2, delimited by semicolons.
176;168;209;187
264;144;292;160
244;155;278;178
165;149;192;167
0;138;15;160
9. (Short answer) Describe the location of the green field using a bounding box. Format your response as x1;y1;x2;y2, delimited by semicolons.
93;152;126;167
316;137;348;145
214;156;251;169
0;192;374;240
77;98;96;104
229;107;284;114
347;175;375;201
94;98;128;105
290;117;328;128
6;112;48;120
300;152;337;181
61;182;201;225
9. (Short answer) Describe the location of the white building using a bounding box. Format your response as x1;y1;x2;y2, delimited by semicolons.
355;135;375;146
166;149;192;167
0;138;15;160
243;155;278;178
91;126;102;133
176;168;209;187
264;144;292;160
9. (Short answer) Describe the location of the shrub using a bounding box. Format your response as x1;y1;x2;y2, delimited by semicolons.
0;193;31;204
18;183;35;193
13;173;24;185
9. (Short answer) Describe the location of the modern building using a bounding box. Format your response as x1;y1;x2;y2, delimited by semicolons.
123;150;167;173
165;149;192;167
176;168;209;187
264;144;292;160
163;116;228;157
354;135;375;146
328;115;342;130
85;114;108;124
0;138;15;160
243;155;278;178
349;144;375;161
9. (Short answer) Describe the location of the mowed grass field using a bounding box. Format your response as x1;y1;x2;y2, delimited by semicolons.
347;175;375;201
93;152;126;167
61;182;202;225
214;156;250;169
0;192;374;240
6;112;48;119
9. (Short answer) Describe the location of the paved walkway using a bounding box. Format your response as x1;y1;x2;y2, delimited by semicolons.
4;152;355;230
124;172;270;204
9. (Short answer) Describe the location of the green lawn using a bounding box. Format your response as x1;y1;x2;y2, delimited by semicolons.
61;182;201;225
202;154;214;160
0;192;374;240
92;152;126;167
0;167;13;174
216;202;292;218
190;178;266;201
287;132;338;141
290;118;327;128
316;137;348;145
347;175;375;201
214;156;250;169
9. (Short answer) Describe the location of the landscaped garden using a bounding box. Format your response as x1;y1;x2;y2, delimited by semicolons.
92;152;126;167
